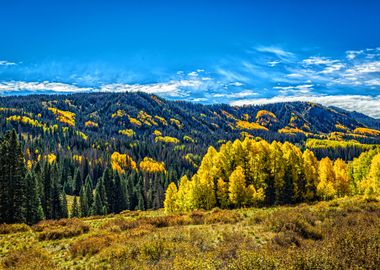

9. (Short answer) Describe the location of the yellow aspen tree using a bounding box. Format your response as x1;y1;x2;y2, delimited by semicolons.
361;153;380;196
317;157;336;200
176;176;191;211
228;166;247;207
303;149;319;201
164;182;178;213
333;158;350;197
216;178;229;208
269;141;285;205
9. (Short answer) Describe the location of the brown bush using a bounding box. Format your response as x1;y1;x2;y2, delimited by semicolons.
1;248;55;270
33;218;89;241
101;215;192;232
267;209;323;242
70;234;115;257
204;209;242;224
0;223;30;234
189;210;206;225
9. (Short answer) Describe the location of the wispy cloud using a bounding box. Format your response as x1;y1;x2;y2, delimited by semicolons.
255;46;294;60
0;81;92;93
0;60;16;66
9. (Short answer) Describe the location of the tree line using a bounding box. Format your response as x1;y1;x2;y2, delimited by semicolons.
164;137;379;212
0;130;171;224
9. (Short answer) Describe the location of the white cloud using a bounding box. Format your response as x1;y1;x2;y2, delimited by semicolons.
268;60;280;67
231;95;380;118
273;84;313;94
256;46;294;59
188;71;199;77
0;77;205;98
213;90;257;99
229;82;244;87
303;56;339;65
320;63;345;74
0;81;93;93
0;60;16;66
100;79;201;97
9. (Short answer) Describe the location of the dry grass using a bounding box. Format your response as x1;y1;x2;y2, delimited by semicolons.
32;218;89;240
0;196;378;269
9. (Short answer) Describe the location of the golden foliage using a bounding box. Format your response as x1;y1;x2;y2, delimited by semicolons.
335;123;350;132
76;131;88;140
236;120;268;131
255;110;278;127
278;127;306;134
170;118;183;129
128;116;142;127
221;110;236;120
84;120;99;128
46;153;57;164
139;157;166;173
183;135;195;143
6;115;44;128
153;130;162;136
137;111;158;126
354;127;380;136
48;107;76;126
155;136;180;144
154;115;168;125
73;155;83;163
111;109;126;118
256;110;277;120
111;152;137;174
119;129;135;137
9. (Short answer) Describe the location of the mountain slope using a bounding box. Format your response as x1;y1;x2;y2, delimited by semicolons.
0;92;380;169
1;92;380;138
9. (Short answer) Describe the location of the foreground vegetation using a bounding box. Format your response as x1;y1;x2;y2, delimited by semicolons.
0;196;379;269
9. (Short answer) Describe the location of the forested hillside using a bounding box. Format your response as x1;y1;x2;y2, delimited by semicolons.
1;92;380;224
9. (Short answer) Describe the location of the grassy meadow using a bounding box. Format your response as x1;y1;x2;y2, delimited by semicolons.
0;196;379;270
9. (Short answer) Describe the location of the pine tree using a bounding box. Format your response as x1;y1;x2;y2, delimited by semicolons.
84;175;94;208
102;167;114;213
71;196;80;218
8;130;27;223
42;162;53;219
25;172;44;224
60;192;68;218
113;172;126;213
79;186;89;217
91;179;108;215
73;169;82;196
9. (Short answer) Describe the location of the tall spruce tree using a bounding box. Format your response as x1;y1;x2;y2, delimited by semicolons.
79;185;89;217
0;131;27;223
25;172;44;224
71;196;80;218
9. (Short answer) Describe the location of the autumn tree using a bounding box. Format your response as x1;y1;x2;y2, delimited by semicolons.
317;157;336;200
228;166;247;207
164;182;178;213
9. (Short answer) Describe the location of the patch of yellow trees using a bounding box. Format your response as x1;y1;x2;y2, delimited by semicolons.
164;137;372;212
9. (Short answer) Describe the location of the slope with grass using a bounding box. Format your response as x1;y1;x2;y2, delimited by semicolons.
0;196;379;270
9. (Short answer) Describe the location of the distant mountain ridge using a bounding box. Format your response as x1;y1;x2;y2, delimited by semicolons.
1;92;380;143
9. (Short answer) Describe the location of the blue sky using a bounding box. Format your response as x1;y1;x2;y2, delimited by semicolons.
1;0;380;117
